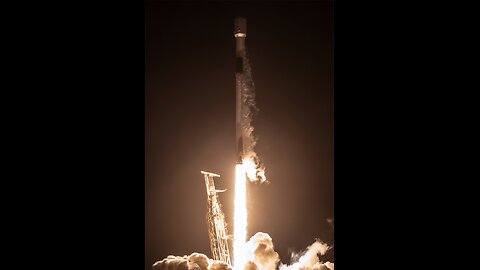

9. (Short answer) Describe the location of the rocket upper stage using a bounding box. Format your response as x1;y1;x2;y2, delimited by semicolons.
234;17;247;37
234;17;247;56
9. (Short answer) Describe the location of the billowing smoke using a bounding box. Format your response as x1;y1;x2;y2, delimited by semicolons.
152;232;333;270
152;253;232;270
244;232;333;270
239;50;267;183
244;232;280;270
279;239;332;270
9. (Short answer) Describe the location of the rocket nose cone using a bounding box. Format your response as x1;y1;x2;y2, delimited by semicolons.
234;17;247;36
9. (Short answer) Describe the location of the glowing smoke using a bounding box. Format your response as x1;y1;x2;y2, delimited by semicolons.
152;253;232;270
239;50;266;183
244;232;279;270
279;239;331;270
244;232;333;270
152;232;333;270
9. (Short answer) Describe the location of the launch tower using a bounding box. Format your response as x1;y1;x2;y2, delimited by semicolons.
201;171;231;265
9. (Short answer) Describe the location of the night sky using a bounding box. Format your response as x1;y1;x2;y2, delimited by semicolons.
145;2;333;269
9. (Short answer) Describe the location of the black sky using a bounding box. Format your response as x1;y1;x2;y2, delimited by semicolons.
145;2;333;269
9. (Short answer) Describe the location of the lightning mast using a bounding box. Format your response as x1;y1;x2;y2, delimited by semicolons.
201;171;231;265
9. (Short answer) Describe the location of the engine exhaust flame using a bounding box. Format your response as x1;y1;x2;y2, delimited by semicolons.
242;158;257;182
234;164;247;270
242;155;266;183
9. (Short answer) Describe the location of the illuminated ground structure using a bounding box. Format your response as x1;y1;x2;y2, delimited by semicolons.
201;171;232;265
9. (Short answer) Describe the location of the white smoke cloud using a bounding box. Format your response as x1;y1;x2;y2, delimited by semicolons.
210;261;232;270
279;240;331;270
244;232;280;270
152;233;333;270
152;253;232;270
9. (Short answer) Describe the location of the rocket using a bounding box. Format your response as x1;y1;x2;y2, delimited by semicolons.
234;17;247;164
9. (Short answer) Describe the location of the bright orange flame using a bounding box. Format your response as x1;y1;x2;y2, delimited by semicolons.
234;164;247;270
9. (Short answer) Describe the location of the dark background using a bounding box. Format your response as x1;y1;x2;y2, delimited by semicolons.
146;2;333;269
5;1;467;269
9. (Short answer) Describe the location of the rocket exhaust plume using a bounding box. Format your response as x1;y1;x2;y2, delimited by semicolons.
234;164;247;270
